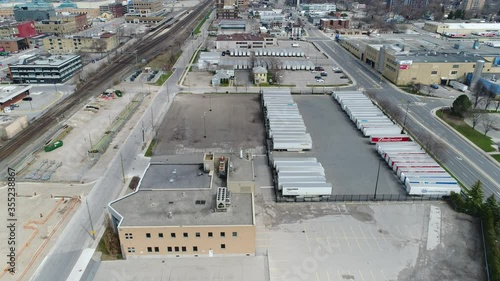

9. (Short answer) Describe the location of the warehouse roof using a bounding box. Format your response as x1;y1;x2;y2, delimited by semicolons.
10;54;80;67
0;85;31;103
394;53;481;63
139;163;211;190
217;33;269;41
426;21;500;30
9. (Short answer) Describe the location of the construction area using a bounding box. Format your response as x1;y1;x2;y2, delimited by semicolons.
153;94;266;155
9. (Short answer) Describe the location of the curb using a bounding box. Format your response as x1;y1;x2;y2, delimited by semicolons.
431;107;500;169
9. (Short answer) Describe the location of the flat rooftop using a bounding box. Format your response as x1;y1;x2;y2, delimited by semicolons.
139;163;211;190
11;54;80;67
228;156;253;182
110;190;254;227
0;85;31;103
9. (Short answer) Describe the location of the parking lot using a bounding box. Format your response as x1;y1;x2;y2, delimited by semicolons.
255;201;483;281
153;94;266;155
289;95;403;195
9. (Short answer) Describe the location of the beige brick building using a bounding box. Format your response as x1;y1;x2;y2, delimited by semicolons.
35;13;87;35
128;0;163;14
42;32;118;54
0;8;14;18
56;8;100;19
108;154;256;259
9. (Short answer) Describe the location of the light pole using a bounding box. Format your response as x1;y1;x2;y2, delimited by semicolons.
203;112;207;138
85;198;95;240
373;159;382;200
401;101;411;134
209;93;212;111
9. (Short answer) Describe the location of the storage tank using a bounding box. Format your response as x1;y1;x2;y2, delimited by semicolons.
470;60;485;89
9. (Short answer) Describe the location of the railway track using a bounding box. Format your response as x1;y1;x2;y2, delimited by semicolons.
0;1;212;163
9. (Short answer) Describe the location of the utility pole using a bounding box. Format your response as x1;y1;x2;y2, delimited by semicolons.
373;159;382;200
401;101;411;134
141;120;145;142
209;93;212;111
120;153;125;184
85;198;95;240
203;112;207;138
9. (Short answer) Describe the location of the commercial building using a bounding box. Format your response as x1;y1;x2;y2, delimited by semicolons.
56;1;101;19
0;8;14;18
13;0;56;22
35;13;87;35
461;0;485;13
0;38;29;53
0;21;36;38
8;54;82;84
216;0;239;19
300;3;336;15
423;22;500;35
124;14;165;24
128;0;163;14
215;33;277;49
0;85;31;111
108;154;256;259
320;18;350;30
108;3;125;18
43;32;119;54
253;66;267;84
218;19;246;31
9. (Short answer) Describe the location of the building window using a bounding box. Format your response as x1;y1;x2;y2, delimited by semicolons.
171;233;176;238
154;247;160;252
182;246;187;252
221;244;226;249
174;246;179;252
196;232;200;238
146;233;151;238
452;65;459;68
159;233;163;238
220;232;225;237
125;233;133;239
232;232;238;237
147;247;152;252
127;247;135;253
208;232;213;237
183;233;188;238
167;246;172;252
451;71;458;75
431;71;437;75
193;246;198;252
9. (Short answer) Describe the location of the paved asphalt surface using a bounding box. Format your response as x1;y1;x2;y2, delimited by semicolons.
305;25;500;198
28;20;209;281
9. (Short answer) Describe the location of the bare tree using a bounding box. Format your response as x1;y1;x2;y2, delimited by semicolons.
495;96;500;112
249;51;256;69
483;92;496;110
266;57;284;85
471;83;488;109
481;115;499;136
469;111;484;129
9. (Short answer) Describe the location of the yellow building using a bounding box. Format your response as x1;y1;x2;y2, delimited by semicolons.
35;19;76;35
108;154;256;259
56;8;100;19
423;21;500;35
253;66;268;84
42;32;119;54
129;0;163;14
0;8;14;18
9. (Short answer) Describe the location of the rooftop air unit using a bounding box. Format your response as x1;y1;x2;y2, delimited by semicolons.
216;187;231;211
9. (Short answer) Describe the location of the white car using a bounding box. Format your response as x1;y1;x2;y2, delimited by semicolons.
316;79;324;82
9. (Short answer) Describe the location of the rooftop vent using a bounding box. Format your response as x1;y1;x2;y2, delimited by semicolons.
167;212;173;218
216;187;231;212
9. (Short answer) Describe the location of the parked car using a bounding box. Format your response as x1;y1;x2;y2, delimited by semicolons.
320;72;328;77
314;75;322;80
315;66;324;71
316;79;325;82
340;75;348;79
430;84;439;89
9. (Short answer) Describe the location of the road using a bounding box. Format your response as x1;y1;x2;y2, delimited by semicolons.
305;24;500;198
28;11;212;281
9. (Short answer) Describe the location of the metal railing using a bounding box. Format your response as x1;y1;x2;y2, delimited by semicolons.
276;193;446;203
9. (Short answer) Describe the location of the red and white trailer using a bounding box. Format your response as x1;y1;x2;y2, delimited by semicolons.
370;134;410;144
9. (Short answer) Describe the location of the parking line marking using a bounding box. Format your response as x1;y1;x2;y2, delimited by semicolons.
327;271;331;281
395;225;404;237
350;225;363;251
359;270;366;281
357;225;373;252
405;225;416;239
378;228;390;247
331;226;343;253
340;225;353;252
412;225;421;237
385;225;396;239
381;270;387;280
316;272;320;281
322;225;333;253
304;223;312;253
369;229;383;252
370;269;377;281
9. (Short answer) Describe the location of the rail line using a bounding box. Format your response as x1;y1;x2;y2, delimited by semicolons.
0;0;212;163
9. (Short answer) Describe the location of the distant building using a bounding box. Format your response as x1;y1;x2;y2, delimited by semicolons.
423;21;499;35
56;5;100;20
8;54;82;84
320;18;350;30
461;0;485;13
253;66;267;84
0;85;31;112
0;8;14;18
216;0;239;19
128;0;163;14
35;13;87;35
108;3;124;18
13;0;56;22
215;33;277;49
300;3;336;14
43;32;119;54
0;21;37;38
0;38;29;53
108;154;256;259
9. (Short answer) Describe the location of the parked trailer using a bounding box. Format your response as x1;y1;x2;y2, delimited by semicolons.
333;92;366;101
449;81;468;92
356;119;393;129
405;182;461;196
342;102;374;110
282;182;333;196
405;177;457;185
400;173;452;183
273;157;318;167
384;152;427;162
370;134;410;143
387;156;434;167
359;122;396;130
272;142;313;151
277;172;325;178
268;120;305;126
393;162;441;173
363;127;401;137
277;166;325;174
377;144;422;154
377;142;421;151
269;130;308;138
397;167;447;179
351;113;387;122
278;177;327;190
275;162;323;171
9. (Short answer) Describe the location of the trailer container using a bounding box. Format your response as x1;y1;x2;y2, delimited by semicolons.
449;81;468;92
405;177;457;185
387;156;434;167
275;162;323;170
398;168;447;180
282;183;333;196
273;157;318;167
405;182;461;196
277;172;325;178
393;162;441;173
370;134;410;143
400;173;452;183
272;142;313;151
359;122;396;130
356;119;393;129
278;177;327;190
277;166;325;174
384;152;427;162
363;127;401;137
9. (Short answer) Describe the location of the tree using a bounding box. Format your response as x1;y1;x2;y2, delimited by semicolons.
469;111;484;129
340;13;348;18
466;180;484;216
91;39;107;58
483;92;496;110
448;11;455;19
485;195;500;223
471;83;488;109
452;94;472;117
481;115;499;136
249;51;256;69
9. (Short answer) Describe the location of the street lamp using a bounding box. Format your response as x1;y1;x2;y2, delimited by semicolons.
401;101;411;134
85;198;95;240
203;112;207;138
373;159;382;200
209;94;212;111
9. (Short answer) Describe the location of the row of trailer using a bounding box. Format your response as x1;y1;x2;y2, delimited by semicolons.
220;59;316;71
262;89;312;151
376;141;461;197
228;48;306;57
332;91;410;143
272;157;333;197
